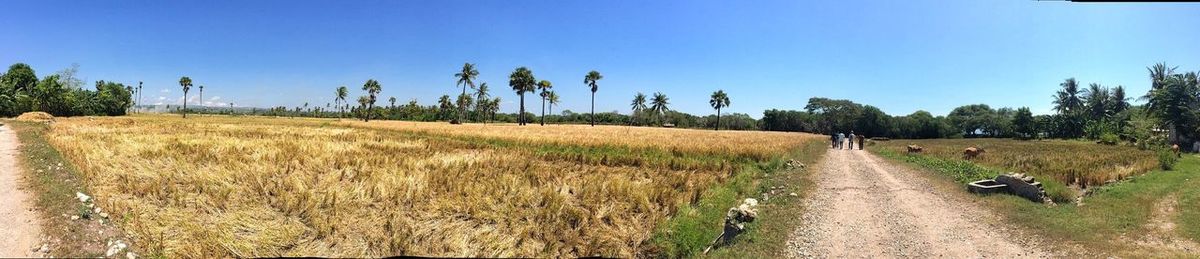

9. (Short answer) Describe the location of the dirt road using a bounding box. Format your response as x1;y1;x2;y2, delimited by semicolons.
786;148;1045;258
0;124;42;256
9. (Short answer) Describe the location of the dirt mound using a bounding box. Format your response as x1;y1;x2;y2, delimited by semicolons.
15;112;54;122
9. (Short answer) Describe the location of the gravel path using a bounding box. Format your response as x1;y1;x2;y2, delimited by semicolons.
0;124;42;256
786;148;1045;258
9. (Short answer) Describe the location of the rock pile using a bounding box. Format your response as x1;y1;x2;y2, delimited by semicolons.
703;198;759;254
786;159;806;169
993;173;1046;202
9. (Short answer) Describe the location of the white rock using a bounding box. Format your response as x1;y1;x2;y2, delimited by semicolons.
93;207;101;213
70;215;80;220
789;192;798;197
99;212;109;219
37;243;49;253
75;192;91;203
126;251;137;259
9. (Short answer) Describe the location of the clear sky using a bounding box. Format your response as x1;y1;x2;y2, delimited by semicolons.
2;0;1199;117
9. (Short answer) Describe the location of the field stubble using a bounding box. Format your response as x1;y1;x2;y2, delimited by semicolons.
46;115;817;257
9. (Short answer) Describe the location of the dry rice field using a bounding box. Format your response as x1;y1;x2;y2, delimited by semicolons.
874;138;1158;187
45;115;818;257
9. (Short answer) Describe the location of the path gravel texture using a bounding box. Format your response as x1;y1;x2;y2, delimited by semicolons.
0;124;42;257
786;148;1046;258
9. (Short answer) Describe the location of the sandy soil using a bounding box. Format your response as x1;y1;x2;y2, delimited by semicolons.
786;148;1045;258
0;124;43;256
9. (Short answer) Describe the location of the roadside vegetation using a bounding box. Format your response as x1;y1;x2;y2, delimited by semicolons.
42;114;820;257
0;63;134;117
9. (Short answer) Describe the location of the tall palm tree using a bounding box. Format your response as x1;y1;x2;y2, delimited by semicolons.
438;94;454;120
1110;85;1129;114
178;76;192;118
584;70;603;126
1148;62;1177;90
650;92;670;126
474;82;490;122
489;97;502;122
198;85;205;108
709;90;730;130
455;63;479;122
509;67;536;126
361;79;382;122
537;80;553;126
336;86;348;118
1083;83;1110;120
630;92;647;126
547;91;560;120
136;81;143;111
1052;78;1082;114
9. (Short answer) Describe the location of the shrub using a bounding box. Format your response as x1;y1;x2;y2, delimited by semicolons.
1158;147;1179;170
1098;133;1119;145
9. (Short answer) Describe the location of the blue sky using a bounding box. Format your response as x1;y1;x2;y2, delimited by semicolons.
2;1;1199;117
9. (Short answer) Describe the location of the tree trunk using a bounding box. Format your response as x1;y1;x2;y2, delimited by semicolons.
541;95;546;126
182;91;188;118
715;107;720;131
519;93;525;126
591;93;595;126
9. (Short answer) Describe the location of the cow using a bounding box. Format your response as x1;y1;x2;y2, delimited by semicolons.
963;147;986;160
1173;144;1181;158
906;145;923;154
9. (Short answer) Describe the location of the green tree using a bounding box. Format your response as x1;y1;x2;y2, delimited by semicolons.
537;80;553;126
1;63;38;94
336;86;348;118
1013;107;1035;139
178;76;192;118
455;63;479;122
198;85;205;108
1052;78;1083;114
584;70;603;126
438;94;454;120
709;90;730;130
1083;83;1110;120
474;82;490;122
650;92;670;126
630;92;647;126
947;104;995;137
508;67;536;126
1110;85;1130;114
361;79;382;122
547;90;560;119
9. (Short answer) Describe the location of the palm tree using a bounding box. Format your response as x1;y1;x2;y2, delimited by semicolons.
474;82;490;122
455;93;473;124
709;90;730;130
630;92;647;126
361;79;382;122
389;96;397;118
178;76;192;118
1052;78;1082;114
547;91;560;121
455;63;479;122
650;92;670;126
1083;83;1110;120
509;67;536;126
336;86;348;118
438;94;454;120
136;81;143;111
1110;85;1129;114
584;70;603;126
198;85;205;108
537;80;553;126
491;97;502;122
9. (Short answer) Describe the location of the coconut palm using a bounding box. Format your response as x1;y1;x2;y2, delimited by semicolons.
178;76;192;118
1083;83;1110;120
474;82;490;122
1052;78;1082;114
547;91;560;120
537;80;553;126
336;86;348;118
438;94;454;120
630;92;647;126
489;97;502;122
650;92;670;126
361;79;382;122
1110;85;1129;114
709;90;731;130
455;63;479;122
584;70;603;126
509;67;537;126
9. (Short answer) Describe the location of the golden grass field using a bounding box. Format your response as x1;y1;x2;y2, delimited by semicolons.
874;138;1158;187
45;115;818;257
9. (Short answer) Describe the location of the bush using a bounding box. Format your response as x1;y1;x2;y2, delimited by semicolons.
1098;133;1120;145
1158;147;1179;170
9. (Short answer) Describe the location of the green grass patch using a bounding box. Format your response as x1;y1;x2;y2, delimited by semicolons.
874;149;1075;203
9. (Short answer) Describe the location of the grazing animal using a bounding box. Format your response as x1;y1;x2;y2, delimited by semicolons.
1173;144;1181;158
906;145;923;153
963;147;985;160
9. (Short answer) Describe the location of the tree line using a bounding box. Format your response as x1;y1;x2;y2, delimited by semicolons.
759;62;1193;149
0;63;134;117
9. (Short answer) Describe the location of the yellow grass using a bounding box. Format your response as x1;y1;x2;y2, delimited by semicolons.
45;115;818;257
874;138;1158;187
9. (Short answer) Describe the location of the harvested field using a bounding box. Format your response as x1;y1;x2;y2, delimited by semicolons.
44;115;819;257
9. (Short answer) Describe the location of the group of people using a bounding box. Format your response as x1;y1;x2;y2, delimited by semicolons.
831;131;865;150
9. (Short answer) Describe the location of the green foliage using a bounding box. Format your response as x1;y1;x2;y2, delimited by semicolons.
1099;133;1120;145
1158;147;1179;170
875;149;1076;203
1012;107;1036;139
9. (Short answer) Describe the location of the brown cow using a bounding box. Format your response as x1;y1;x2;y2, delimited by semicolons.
963;147;986;160
906;145;923;153
1173;144;1181;158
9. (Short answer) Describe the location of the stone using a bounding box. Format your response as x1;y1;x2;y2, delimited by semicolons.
37;243;49;253
76;192;91;203
789;192;798;197
99;212;109;219
127;251;138;259
71;215;80;220
995;174;1045;202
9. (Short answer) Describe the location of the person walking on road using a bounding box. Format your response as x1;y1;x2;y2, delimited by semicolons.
847;131;856;150
837;132;845;149
831;133;837;149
